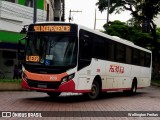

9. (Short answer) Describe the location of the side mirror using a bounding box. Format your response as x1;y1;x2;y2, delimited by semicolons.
20;25;28;34
18;40;22;53
17;37;26;60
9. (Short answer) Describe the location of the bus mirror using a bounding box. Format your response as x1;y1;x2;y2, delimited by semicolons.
20;25;28;34
18;37;26;60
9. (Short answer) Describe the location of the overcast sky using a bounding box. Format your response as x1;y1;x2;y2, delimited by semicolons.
65;0;132;30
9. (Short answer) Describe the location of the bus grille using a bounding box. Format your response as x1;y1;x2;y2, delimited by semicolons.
27;80;61;89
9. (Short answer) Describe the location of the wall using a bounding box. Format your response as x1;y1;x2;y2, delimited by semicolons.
0;1;46;78
18;0;44;10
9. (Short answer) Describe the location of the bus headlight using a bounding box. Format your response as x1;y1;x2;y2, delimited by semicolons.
22;65;25;72
61;73;75;84
23;73;28;81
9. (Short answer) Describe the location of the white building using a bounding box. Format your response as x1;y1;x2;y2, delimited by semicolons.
0;0;65;78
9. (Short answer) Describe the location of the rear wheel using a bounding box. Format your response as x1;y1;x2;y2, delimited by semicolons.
88;80;100;99
47;92;61;98
123;80;137;95
131;81;137;94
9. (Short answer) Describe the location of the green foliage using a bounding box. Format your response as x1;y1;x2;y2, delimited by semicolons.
152;79;160;84
97;0;160;76
0;79;21;83
103;20;153;48
96;0;160;34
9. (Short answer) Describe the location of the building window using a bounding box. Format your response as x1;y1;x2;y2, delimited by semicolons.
2;51;16;59
25;0;33;7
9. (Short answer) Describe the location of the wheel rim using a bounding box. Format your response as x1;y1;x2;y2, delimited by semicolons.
133;85;136;92
91;84;97;96
88;82;99;99
132;83;137;93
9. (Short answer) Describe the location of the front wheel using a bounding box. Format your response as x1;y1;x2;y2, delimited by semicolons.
47;92;61;98
88;80;100;99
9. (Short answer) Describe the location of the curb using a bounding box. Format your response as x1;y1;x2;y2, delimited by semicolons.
0;82;23;91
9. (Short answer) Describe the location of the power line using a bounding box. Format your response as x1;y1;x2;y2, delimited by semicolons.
69;9;82;22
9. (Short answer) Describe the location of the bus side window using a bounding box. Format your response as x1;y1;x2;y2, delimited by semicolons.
93;37;105;60
145;53;151;67
106;41;114;61
126;46;132;64
115;43;125;63
78;34;92;70
79;36;92;60
132;49;140;65
140;51;145;66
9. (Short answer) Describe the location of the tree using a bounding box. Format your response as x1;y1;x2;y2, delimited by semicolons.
96;0;160;45
104;20;152;48
97;0;160;75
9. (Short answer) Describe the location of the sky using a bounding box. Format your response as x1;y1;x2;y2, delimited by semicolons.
65;0;132;30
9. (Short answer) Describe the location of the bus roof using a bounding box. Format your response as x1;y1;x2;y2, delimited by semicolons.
34;21;151;53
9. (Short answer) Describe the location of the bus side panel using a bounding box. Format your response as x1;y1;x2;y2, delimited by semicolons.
90;59;106;89
139;67;151;87
105;61;133;90
130;65;151;88
77;59;106;91
77;65;93;91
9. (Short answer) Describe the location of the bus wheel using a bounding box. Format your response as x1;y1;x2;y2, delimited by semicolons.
88;80;100;99
47;92;61;98
131;81;137;94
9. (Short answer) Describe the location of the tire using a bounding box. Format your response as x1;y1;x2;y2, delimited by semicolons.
123;80;137;95
88;80;100;99
131;81;137;94
47;92;61;98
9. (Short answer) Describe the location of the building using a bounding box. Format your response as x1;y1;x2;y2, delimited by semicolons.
0;0;65;78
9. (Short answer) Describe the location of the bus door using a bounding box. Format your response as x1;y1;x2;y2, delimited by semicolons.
77;30;92;90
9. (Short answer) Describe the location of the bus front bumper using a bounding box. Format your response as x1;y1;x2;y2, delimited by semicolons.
21;78;76;92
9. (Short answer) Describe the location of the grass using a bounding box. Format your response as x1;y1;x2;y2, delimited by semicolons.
0;79;21;83
152;79;160;84
151;75;160;84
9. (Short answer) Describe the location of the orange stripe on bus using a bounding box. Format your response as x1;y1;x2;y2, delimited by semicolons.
24;70;68;82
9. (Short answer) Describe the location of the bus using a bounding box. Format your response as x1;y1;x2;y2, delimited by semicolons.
20;22;152;99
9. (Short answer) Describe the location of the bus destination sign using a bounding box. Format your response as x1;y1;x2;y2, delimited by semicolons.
33;25;71;32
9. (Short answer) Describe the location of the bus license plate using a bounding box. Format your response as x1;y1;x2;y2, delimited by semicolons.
38;84;47;88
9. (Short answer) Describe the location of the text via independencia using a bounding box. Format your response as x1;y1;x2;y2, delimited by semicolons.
33;25;71;32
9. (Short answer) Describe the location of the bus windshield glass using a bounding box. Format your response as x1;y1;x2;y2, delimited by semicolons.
25;34;77;67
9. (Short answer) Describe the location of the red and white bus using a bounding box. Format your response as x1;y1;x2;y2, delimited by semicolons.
21;22;152;99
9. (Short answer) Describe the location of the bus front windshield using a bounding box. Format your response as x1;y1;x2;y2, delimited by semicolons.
26;34;77;67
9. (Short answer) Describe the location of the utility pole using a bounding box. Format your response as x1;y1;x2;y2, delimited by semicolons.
33;0;37;23
69;9;82;22
46;4;49;21
94;9;96;30
106;0;110;33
